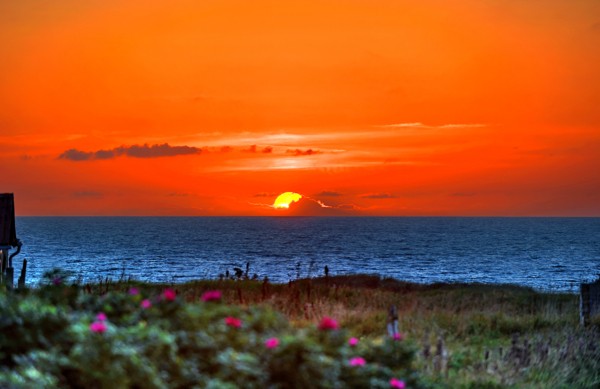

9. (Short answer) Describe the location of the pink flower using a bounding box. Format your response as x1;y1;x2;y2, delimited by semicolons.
393;333;404;341
128;287;139;295
201;290;222;302
348;337;359;346
163;288;176;301
265;337;280;349
349;357;366;367
225;316;242;328
318;316;339;330
89;321;107;333
389;378;406;388
95;312;107;321
141;299;152;309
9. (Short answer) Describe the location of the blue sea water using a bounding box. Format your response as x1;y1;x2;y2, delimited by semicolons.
11;217;600;292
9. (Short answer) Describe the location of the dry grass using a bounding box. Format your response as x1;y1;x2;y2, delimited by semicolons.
87;274;600;388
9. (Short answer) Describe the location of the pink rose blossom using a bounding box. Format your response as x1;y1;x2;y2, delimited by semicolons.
89;321;107;333
348;337;359;346
265;337;280;349
389;378;406;388
201;290;222;302
141;299;152;309
349;357;366;366
95;312;107;321
128;287;139;295
163;288;176;301
393;333;404;341
225;316;242;328
318;316;339;330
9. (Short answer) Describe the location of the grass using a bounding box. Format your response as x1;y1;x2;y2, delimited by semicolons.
69;274;600;388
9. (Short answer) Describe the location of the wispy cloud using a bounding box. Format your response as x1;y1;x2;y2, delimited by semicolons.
381;122;425;128
437;124;488;129
253;192;278;197
361;193;398;199
380;122;487;129
59;143;201;161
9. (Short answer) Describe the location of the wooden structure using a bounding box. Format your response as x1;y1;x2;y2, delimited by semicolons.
580;279;600;326
1;193;23;289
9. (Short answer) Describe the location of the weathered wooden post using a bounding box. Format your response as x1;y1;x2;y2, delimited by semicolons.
1;193;23;289
18;259;27;289
581;282;590;326
387;305;399;337
580;279;600;326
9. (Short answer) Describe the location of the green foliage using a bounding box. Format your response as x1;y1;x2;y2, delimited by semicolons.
3;271;597;388
0;274;421;388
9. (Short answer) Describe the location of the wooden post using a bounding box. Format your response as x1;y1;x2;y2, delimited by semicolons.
580;283;590;326
6;266;13;290
18;258;27;289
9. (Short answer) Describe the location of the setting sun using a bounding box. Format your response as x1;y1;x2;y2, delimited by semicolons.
273;192;303;209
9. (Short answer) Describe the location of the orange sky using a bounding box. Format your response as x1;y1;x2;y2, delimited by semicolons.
1;0;599;216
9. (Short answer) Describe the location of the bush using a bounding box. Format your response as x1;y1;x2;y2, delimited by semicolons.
0;277;424;388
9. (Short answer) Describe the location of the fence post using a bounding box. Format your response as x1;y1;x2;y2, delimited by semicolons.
580;283;590;326
6;266;13;290
18;258;27;288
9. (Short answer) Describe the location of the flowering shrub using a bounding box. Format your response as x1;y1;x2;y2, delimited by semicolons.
349;356;367;366
89;321;107;333
201;290;222;302
264;337;279;349
390;377;407;388
224;316;242;328
162;288;177;301
0;277;424;388
141;299;152;309
318;316;339;330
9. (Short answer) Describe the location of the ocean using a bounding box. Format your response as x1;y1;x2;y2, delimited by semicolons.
12;217;600;292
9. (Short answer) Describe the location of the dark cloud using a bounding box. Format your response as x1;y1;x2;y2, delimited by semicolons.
94;149;116;159
116;143;199;158
286;148;320;156
262;146;273;153
315;191;342;197
59;143;200;161
59;149;94;161
361;193;398;199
